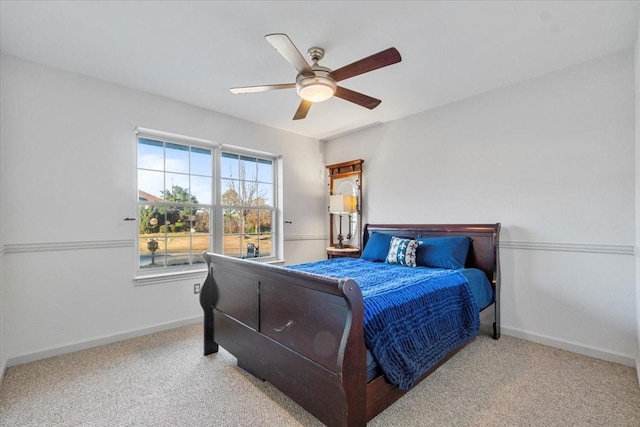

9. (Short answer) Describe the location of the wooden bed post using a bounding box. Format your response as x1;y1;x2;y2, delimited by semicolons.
492;223;501;340
199;258;218;355
338;278;367;427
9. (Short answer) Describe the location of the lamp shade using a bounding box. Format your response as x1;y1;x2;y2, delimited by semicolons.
296;74;337;103
329;194;357;214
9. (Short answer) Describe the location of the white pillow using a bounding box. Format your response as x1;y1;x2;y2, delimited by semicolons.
385;237;421;267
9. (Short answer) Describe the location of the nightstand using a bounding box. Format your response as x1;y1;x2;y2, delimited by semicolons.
327;246;361;259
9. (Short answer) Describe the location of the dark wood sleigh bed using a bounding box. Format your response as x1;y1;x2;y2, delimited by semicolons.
200;223;501;426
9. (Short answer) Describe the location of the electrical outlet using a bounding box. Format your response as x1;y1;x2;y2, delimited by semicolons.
193;283;201;294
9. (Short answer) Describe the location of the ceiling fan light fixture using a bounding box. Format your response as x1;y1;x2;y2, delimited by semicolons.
296;75;337;103
232;34;402;119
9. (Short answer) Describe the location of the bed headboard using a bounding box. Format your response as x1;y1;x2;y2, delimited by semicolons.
362;223;501;287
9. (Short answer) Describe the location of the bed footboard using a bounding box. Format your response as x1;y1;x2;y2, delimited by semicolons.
199;252;367;427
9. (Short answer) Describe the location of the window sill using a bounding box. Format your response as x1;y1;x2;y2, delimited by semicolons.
133;258;285;286
134;268;208;286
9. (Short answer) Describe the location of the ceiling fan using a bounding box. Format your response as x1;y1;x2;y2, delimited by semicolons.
230;33;402;120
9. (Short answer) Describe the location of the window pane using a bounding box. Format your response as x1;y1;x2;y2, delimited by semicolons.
191;175;212;204
221;179;239;205
191;232;211;261
257;183;273;206
223;179;263;207
191;147;212;177
166;236;192;267
244;209;272;258
138;138;164;170
139;237;167;269
222;208;274;258
255;234;272;258
165;142;190;174
155;207;212;267
223;208;242;234
138;170;164;201
223;208;242;258
161;205;192;232
164;173;190;202
242;234;259;258
139;205;164;234
193;208;210;233
258;209;273;257
139;205;166;269
257;209;273;234
257;158;273;183
223;235;242;258
221;152;239;179
244;209;258;234
240;156;257;181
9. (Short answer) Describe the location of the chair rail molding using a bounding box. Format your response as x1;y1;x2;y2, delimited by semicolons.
283;234;326;242
501;240;634;256
3;239;135;254
3;238;633;256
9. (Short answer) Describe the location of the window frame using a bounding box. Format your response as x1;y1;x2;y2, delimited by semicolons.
134;128;283;284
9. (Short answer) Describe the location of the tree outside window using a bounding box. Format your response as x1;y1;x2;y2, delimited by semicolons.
221;153;274;258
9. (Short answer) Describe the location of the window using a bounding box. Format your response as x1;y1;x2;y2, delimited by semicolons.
221;152;275;258
137;137;212;270
136;128;280;275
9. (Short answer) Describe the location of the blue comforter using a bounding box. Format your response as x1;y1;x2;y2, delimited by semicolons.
286;258;480;390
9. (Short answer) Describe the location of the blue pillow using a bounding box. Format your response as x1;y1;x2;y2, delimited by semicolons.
360;232;393;262
415;236;471;269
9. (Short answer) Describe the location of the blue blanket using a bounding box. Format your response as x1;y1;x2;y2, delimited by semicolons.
286;258;480;390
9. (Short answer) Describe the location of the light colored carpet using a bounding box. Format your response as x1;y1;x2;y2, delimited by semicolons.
1;323;638;426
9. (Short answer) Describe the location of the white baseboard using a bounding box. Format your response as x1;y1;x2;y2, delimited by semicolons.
5;316;202;368
636;357;640;388
501;326;636;367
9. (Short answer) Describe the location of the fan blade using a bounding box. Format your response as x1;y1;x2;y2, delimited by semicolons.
334;86;381;110
230;83;296;94
293;100;312;120
331;47;401;82
265;33;314;76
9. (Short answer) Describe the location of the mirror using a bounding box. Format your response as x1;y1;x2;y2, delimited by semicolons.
332;177;360;248
326;160;363;252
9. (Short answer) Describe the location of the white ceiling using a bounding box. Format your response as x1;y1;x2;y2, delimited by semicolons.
1;1;639;141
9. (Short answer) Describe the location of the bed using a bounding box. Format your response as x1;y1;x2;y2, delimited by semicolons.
200;223;501;426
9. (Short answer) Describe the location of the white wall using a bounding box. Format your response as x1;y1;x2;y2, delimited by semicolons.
325;50;638;365
0;54;327;365
635;19;640;384
0;82;4;380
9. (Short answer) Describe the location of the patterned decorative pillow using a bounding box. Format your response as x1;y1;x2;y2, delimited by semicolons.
385;237;421;267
